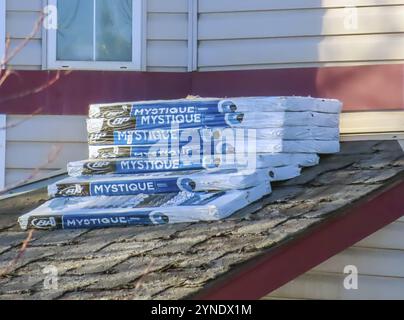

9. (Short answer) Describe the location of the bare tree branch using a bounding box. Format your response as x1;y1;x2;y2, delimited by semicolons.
0;230;34;278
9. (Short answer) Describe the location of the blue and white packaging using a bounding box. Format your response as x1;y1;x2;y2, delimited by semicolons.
88;97;342;119
19;183;272;230
67;157;209;176
89;99;223;119
67;153;318;177
49;168;282;197
218;97;342;114
89;126;340;146
88;139;339;160
86;111;339;133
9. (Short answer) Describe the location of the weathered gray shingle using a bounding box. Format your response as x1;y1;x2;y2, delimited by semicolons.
0;141;403;300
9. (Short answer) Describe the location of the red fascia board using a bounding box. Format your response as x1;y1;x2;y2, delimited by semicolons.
193;177;404;300
0;64;403;115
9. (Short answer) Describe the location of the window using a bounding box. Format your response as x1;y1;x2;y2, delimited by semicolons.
47;0;143;70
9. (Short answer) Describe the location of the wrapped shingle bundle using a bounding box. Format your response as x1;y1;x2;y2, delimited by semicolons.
19;182;272;230
88;97;342;119
87;111;339;133
88;139;338;161
18;96;342;231
67;153;319;177
49;167;299;198
89;126;339;145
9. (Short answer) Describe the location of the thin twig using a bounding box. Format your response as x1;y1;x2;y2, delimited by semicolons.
133;258;157;292
0;107;43;131
0;230;35;278
0;70;72;105
1;14;44;67
0;144;63;195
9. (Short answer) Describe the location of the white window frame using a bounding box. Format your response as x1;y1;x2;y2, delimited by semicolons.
46;0;143;71
0;0;5;67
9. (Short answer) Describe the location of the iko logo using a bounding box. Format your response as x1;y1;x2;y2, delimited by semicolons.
60;185;84;196
104;111;127;118
86;161;111;170
31;217;57;229
90;133;107;140
107;117;131;127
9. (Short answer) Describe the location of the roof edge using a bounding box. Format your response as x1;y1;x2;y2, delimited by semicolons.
191;173;404;300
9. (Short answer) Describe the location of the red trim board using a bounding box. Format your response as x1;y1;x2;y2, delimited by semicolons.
193;176;404;300
0;64;403;115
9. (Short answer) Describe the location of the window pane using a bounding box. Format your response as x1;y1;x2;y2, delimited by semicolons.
57;0;94;61
96;0;132;61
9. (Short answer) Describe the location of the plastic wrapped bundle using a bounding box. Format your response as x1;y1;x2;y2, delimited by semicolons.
88;96;342;119
209;153;320;169
67;153;318;177
67;157;209;177
86;112;340;133
19;183;272;230
88;139;339;160
219;97;342;114
49;167;297;198
89;99;224;119
89;126;340;146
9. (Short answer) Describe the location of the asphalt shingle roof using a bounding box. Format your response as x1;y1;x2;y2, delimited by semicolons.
0;141;403;300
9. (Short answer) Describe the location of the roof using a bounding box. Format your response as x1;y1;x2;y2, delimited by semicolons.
0;140;403;300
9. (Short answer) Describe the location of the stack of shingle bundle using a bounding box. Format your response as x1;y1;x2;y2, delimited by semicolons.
18;97;342;230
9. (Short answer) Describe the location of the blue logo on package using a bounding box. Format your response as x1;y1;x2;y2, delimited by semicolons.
115;159;204;174
134;113;230;130
179;178;197;192
225;113;245;126
130;100;222;118
62;212;169;229
220;101;238;113
89;178;181;196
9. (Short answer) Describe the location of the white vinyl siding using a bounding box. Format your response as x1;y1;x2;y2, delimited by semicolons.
197;0;404;71
4;115;87;187
146;0;188;71
265;218;404;300
4;0;42;69
4;0;404;71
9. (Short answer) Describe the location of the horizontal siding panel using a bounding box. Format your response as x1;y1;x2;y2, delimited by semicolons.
6;115;87;143
6;141;87;170
313;247;404;278
6;0;43;12
198;60;404;71
147;66;188;72
269;272;404;300
148;13;188;40
198;34;404;67
199;6;404;40
340;111;404;134
147;40;188;67
148;0;188;13
6;65;41;70
6;11;42;39
200;0;404;13
7;39;41;66
355;222;404;250
6;169;57;188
